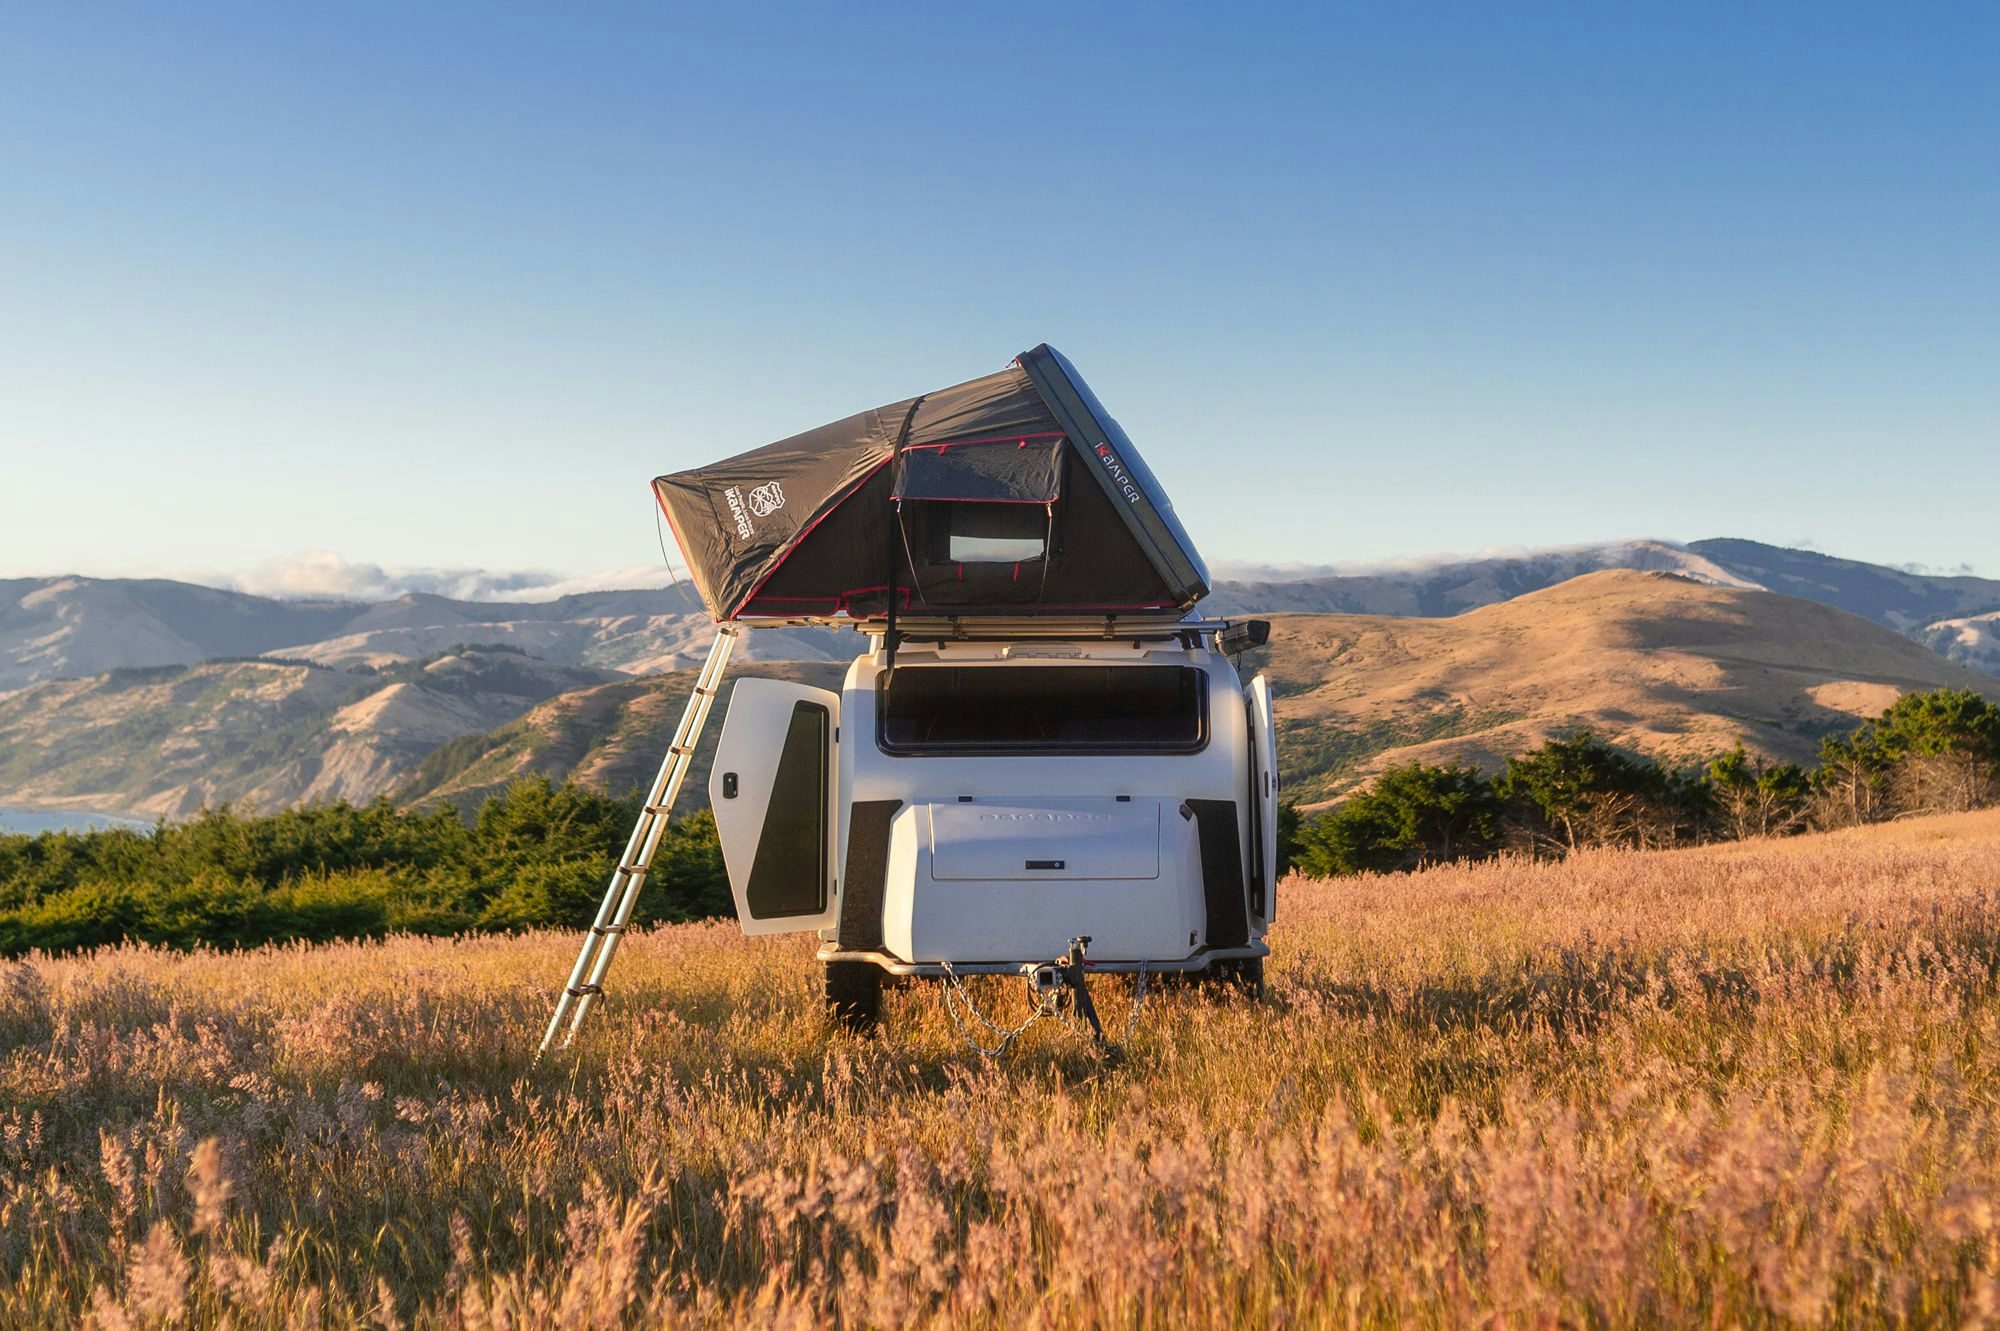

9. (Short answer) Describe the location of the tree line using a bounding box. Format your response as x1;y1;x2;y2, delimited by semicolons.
0;777;726;955
1288;687;2000;877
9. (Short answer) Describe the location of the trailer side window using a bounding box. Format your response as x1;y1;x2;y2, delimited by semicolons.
878;666;1207;755
745;701;831;917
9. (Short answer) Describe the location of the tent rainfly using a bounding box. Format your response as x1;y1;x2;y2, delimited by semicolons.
653;345;1211;623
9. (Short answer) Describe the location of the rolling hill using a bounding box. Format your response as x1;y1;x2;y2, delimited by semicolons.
1252;570;2000;805
0;576;361;692
403;570;2000;816
5;571;1994;822
1203;539;1761;616
389;660;852;815
8;537;2000;696
7;551;2000;825
1686;539;2000;631
0;647;621;818
1209;539;2000;676
1919;611;2000;676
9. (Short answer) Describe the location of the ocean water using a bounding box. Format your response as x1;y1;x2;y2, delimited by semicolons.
0;807;154;836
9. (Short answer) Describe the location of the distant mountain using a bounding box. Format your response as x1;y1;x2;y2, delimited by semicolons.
0;647;620;818
1252;570;2000;806
6;569;1994;823
1206;538;2000;679
1686;539;2000;631
0;577;851;691
0;577;361;692
7;538;2000;695
1917;612;2000;677
391;569;2000;815
1204;540;1761;616
257;591;851;675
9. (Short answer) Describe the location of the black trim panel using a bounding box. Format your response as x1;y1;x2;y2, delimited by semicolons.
836;800;902;950
1186;798;1250;948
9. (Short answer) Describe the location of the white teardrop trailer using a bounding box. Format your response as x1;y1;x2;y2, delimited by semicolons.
539;346;1278;1055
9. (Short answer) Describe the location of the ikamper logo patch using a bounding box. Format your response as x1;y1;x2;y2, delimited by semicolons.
721;487;755;540
722;481;788;542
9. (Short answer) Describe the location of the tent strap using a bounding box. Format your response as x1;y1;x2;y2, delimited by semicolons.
884;396;927;669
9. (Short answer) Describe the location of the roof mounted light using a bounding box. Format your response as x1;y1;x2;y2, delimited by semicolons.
1215;620;1271;656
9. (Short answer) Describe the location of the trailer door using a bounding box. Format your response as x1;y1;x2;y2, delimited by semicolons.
1245;675;1279;925
709;679;840;935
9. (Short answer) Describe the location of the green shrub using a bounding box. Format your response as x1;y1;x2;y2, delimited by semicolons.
0;776;730;956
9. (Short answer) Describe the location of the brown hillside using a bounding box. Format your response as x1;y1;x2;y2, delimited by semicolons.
0;649;620;819
1261;570;2000;807
389;660;850;815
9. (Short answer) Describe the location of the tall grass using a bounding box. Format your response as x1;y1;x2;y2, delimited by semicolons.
10;810;2000;1327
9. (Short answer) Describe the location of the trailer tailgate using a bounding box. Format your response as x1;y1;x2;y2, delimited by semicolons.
925;799;1161;881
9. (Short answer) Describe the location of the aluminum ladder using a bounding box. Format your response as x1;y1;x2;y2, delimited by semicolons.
536;624;739;1059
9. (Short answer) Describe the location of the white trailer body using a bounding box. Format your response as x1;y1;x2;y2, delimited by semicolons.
709;629;1276;980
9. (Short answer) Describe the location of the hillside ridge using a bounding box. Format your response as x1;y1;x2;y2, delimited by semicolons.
1258;569;2000;805
8;537;2000;692
0;647;622;818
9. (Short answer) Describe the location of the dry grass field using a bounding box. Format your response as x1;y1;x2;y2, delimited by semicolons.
10;809;2000;1328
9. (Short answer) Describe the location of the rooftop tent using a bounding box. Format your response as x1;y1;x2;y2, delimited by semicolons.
652;345;1212;622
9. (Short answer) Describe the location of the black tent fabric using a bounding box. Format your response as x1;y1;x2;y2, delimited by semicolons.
652;345;1211;622
891;437;1064;504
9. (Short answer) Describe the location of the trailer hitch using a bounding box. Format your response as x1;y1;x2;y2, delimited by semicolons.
1055;936;1107;1045
946;936;1143;1057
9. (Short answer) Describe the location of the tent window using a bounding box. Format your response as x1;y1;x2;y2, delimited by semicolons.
923;502;1048;565
877;665;1208;755
952;533;1044;563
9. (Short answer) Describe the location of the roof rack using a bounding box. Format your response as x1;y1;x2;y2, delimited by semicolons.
724;614;1268;650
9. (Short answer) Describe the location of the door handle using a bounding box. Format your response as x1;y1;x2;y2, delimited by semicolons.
722;772;739;799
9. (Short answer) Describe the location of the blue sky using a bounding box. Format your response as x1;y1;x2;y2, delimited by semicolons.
2;3;1995;593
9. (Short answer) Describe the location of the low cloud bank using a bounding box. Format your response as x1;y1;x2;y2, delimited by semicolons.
194;538;1757;602
221;551;695;603
1210;539;1696;584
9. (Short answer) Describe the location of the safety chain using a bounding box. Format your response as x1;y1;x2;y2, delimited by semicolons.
938;961;1150;1058
939;962;1057;1057
1120;962;1150;1045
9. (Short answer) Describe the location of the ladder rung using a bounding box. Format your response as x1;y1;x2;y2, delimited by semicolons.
590;923;626;936
669;744;694;756
643;804;670;814
617;863;651;874
565;983;603;997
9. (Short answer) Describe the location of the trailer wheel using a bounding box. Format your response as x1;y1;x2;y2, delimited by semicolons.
824;961;884;1033
1201;957;1266;999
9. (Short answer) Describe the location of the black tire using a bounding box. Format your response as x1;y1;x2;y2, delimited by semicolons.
824;961;884;1033
1199;957;1265;999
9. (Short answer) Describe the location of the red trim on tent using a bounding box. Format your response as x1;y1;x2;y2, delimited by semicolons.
736;595;1180;619
900;431;1065;452
898;496;1060;505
